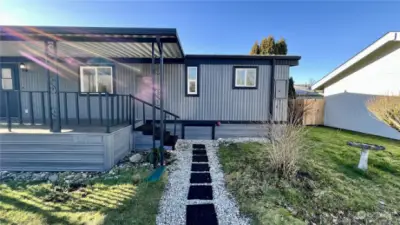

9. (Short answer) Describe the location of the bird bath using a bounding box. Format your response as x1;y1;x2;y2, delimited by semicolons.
347;141;385;171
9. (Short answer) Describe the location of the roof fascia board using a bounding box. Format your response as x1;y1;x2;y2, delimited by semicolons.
0;26;177;36
312;32;398;90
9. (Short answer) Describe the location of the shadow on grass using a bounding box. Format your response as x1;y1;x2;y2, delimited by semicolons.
327;150;376;180
369;158;400;176
102;178;166;225
0;194;70;225
0;168;166;225
0;218;16;225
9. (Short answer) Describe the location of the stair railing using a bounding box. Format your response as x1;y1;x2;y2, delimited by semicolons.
129;95;180;136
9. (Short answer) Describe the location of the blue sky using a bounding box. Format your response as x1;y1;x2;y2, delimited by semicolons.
1;1;399;84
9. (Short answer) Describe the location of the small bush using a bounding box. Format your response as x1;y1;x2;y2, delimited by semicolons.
265;124;308;179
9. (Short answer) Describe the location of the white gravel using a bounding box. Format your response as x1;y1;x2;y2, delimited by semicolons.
156;139;250;225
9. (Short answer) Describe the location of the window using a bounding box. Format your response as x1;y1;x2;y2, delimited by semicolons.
233;67;258;89
1;68;13;90
186;66;198;96
80;66;113;93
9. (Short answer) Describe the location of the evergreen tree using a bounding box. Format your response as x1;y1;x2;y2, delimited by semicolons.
275;38;288;55
288;77;296;99
249;41;260;55
260;36;276;55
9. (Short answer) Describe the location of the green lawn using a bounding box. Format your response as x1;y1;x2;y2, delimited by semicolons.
218;127;400;225
0;167;166;225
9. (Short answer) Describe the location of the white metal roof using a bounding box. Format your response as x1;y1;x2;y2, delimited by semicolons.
0;26;184;59
312;32;400;90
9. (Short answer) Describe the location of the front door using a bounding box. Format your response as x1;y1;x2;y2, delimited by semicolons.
0;64;19;117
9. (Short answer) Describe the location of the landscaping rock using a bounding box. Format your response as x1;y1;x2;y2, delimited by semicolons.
32;172;49;181
48;174;58;183
108;169;117;175
0;152;149;183
129;153;142;163
132;174;142;184
356;211;367;220
0;171;8;178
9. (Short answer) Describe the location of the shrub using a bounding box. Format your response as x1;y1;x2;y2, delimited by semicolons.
265;123;308;179
366;95;400;132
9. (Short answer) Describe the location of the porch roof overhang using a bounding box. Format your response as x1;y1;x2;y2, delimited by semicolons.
0;26;185;60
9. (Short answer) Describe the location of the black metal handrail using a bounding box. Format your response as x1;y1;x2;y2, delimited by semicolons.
130;95;180;119
129;94;179;137
1;90;133;133
1;90;179;134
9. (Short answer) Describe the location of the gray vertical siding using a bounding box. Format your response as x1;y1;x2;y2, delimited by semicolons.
112;125;132;163
16;61;290;122
18;61;139;122
137;64;274;121
0;126;132;171
1;133;104;171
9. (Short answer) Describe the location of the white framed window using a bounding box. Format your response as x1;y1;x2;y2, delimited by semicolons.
186;66;198;96
233;67;258;89
1;68;13;90
80;66;113;93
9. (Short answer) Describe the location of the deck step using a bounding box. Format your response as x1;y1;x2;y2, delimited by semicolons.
154;131;170;141
135;123;156;131
164;135;178;149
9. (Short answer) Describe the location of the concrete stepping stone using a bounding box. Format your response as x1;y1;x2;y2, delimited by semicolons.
191;164;210;172
193;150;207;155
190;173;211;183
188;185;213;200
192;155;208;162
193;144;206;149
186;204;218;225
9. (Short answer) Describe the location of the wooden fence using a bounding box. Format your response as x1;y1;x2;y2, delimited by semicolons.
290;99;325;125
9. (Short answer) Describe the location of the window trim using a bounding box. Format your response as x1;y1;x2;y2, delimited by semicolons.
185;65;199;97
79;65;115;94
232;66;259;89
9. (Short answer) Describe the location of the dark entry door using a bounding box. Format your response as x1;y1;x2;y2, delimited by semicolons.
0;64;19;117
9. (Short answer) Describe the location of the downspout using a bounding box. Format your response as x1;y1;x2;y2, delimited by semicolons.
269;59;276;122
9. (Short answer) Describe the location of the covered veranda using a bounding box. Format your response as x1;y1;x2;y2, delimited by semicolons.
0;26;184;171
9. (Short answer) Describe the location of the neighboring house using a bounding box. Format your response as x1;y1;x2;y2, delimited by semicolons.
294;84;323;99
312;32;400;140
0;26;300;171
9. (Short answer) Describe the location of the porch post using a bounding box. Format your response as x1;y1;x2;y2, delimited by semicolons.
151;42;156;151
45;40;61;132
158;38;165;166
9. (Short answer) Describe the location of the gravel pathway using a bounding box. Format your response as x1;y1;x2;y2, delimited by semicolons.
156;139;250;225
